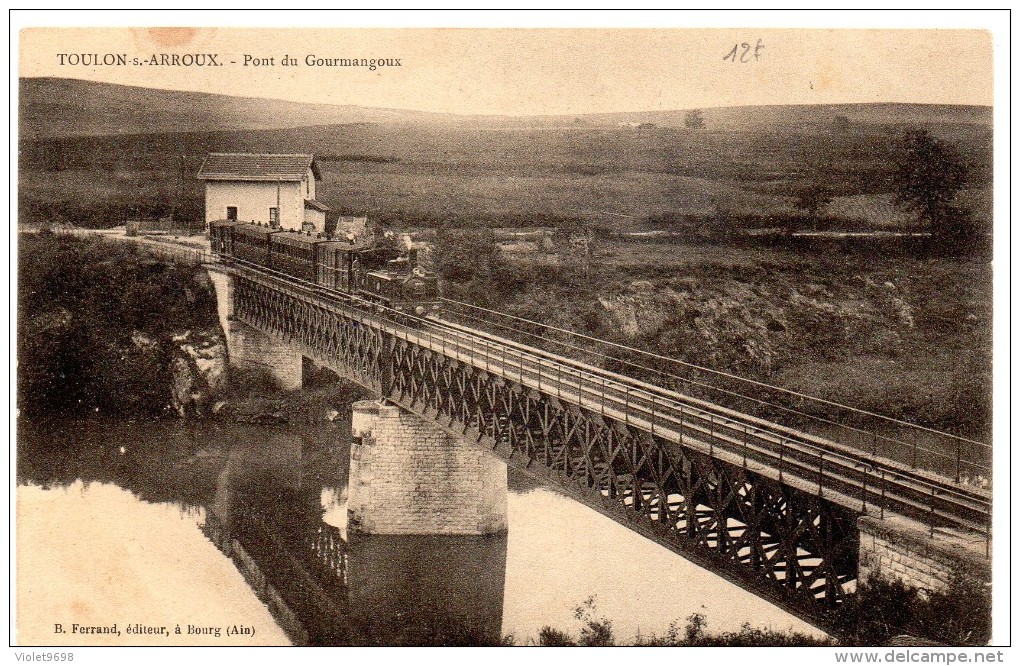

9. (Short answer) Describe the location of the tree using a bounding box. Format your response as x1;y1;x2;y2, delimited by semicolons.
684;109;705;129
433;228;501;283
891;128;975;250
795;183;833;225
832;114;852;135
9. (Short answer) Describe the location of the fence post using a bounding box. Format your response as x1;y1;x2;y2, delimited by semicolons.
929;487;938;538
986;511;991;560
818;451;824;496
860;464;870;514
651;394;656;436
955;439;962;484
778;438;784;484
625;386;630;424
742;425;748;468
880;468;886;519
709;413;714;457
676;402;684;445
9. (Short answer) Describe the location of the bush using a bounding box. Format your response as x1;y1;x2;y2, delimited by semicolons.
533;570;990;647
433;228;501;283
830;571;991;646
17;234;219;418
537;600;829;646
636;613;832;646
537;627;576;646
537;597;615;646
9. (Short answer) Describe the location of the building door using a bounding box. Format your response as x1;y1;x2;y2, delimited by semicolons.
269;207;279;227
226;206;238;221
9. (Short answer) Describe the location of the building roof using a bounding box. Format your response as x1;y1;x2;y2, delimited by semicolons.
304;199;330;212
197;153;322;182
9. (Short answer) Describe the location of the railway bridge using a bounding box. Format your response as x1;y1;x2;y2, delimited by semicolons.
143;240;991;634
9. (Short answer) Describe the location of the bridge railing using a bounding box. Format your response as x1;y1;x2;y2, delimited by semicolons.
83;231;979;479
107;239;990;551
437;300;992;489
48;228;218;265
373;307;990;551
138;243;216;265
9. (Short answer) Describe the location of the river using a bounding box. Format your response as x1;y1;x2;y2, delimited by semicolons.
15;413;824;646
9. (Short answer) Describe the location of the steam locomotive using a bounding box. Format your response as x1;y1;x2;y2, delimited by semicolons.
208;220;440;320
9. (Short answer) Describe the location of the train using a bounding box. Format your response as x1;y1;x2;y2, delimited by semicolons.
208;220;441;320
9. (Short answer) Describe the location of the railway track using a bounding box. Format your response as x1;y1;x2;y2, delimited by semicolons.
136;244;992;546
405;316;990;539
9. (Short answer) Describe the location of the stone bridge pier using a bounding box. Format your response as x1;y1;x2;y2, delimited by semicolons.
857;516;991;595
348;400;508;535
206;266;508;536
207;266;303;391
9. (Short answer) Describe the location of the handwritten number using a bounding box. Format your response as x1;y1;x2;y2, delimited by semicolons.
724;39;764;63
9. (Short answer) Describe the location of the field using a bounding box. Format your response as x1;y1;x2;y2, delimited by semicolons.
19;118;992;231
16;78;996;456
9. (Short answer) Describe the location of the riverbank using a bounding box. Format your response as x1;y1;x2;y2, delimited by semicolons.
18;233;226;418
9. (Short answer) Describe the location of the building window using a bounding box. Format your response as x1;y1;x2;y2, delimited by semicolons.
269;207;279;227
226;206;238;221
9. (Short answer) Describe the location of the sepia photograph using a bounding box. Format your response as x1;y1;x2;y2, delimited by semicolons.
10;10;1008;656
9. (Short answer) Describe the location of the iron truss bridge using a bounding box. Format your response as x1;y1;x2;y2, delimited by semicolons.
140;241;988;634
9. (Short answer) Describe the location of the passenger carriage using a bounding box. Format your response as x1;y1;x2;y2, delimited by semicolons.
208;219;243;257
231;223;278;269
316;239;363;292
270;231;320;284
211;221;439;324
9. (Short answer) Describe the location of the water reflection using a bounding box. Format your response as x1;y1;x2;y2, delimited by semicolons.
205;427;507;645
346;532;507;645
15;481;291;646
17;417;822;646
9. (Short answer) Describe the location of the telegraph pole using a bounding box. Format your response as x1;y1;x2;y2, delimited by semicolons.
176;153;185;235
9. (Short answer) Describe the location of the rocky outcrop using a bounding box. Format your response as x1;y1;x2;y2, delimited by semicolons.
168;329;227;416
19;234;230;419
597;278;790;375
594;273;932;378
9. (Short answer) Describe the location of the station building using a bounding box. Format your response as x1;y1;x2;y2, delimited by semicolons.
197;153;330;233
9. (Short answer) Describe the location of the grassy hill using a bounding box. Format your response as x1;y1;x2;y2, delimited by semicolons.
18;77;992;231
18;119;992;231
18;77;460;139
20;77;993;139
16;76;994;238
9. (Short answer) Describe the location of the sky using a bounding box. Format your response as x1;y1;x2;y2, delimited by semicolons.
17;23;994;116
